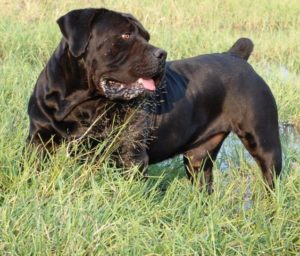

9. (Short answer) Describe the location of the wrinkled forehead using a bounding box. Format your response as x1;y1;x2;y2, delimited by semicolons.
91;11;150;40
92;12;136;35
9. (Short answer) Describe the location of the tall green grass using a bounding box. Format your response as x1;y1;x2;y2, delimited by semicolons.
0;0;299;255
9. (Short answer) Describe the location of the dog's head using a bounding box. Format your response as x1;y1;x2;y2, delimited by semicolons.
57;8;167;100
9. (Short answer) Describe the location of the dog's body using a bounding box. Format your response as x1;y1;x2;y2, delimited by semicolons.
27;8;281;192
148;53;282;192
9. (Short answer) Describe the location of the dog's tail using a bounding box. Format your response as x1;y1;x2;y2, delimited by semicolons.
228;37;254;61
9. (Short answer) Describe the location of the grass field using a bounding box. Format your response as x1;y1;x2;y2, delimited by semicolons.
0;0;299;255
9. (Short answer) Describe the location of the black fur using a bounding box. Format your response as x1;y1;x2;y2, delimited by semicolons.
27;8;281;192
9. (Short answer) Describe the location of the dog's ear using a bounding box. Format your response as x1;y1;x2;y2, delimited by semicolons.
57;8;108;57
121;13;150;41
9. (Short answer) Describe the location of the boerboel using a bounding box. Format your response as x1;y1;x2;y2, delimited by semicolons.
27;8;282;193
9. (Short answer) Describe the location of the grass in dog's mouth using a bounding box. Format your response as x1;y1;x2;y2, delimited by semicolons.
99;72;163;100
100;78;144;92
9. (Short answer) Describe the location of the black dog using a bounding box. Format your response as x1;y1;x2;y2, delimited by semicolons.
27;8;166;166
27;8;281;193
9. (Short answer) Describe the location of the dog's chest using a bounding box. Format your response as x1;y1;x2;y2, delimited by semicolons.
63;98;151;145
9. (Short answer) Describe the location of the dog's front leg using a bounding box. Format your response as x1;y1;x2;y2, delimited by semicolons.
119;143;149;180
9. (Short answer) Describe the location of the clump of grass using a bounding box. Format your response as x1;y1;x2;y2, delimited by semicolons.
0;0;299;255
1;146;299;255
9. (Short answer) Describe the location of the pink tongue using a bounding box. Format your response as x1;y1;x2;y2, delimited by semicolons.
138;78;156;91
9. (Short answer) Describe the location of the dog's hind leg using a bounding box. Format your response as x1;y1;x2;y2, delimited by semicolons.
183;132;229;194
235;118;282;190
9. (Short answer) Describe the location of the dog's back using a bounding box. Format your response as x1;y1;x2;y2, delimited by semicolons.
149;37;281;191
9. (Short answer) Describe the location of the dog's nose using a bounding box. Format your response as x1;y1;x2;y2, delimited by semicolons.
153;49;167;60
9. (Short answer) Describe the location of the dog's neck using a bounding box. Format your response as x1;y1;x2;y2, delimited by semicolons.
39;40;101;121
40;39;157;126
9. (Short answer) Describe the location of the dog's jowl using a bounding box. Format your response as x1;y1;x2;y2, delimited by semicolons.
27;8;281;193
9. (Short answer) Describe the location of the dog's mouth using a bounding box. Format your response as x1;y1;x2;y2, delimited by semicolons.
99;75;162;100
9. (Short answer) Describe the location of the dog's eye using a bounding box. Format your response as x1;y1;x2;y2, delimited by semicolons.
121;33;131;40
